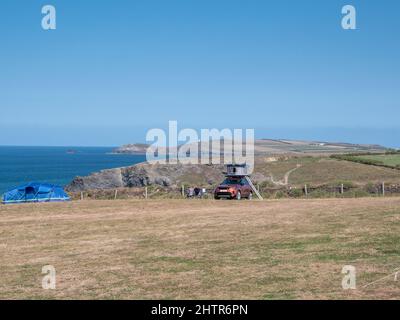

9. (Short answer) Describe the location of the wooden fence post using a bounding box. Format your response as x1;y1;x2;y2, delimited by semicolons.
145;187;148;199
114;189;118;200
341;184;344;195
382;182;385;196
80;192;83;201
304;184;308;196
181;184;185;198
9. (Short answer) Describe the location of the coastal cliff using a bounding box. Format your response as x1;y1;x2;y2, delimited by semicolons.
66;162;226;192
66;139;390;192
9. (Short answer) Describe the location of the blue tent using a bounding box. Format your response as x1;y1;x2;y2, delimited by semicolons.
2;182;70;204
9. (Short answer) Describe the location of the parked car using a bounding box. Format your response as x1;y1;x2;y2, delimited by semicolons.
214;177;253;200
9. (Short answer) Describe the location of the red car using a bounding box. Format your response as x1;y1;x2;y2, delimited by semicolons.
214;177;253;200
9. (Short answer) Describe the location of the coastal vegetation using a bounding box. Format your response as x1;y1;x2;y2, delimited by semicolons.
66;153;400;199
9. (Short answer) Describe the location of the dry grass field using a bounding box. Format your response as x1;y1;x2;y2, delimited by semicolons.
1;198;400;299
255;156;400;186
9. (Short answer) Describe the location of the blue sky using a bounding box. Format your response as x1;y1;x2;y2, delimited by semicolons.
0;0;399;147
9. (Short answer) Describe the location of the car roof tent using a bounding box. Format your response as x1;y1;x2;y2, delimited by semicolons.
224;164;263;200
226;163;248;177
2;182;70;204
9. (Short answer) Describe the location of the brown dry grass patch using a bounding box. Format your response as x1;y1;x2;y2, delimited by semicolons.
1;198;400;299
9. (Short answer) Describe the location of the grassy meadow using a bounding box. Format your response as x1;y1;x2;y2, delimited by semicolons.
255;156;400;186
1;198;400;299
354;154;400;167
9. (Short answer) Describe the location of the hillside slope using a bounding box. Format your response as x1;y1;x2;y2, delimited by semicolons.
66;156;400;192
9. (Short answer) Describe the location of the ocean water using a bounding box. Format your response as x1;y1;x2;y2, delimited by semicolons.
0;146;146;194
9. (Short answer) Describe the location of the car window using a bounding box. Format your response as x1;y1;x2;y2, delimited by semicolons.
222;178;240;184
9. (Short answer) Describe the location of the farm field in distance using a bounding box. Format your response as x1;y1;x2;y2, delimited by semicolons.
1;198;400;299
255;156;400;186
353;154;400;168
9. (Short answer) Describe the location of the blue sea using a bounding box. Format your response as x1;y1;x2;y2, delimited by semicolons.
0;147;146;194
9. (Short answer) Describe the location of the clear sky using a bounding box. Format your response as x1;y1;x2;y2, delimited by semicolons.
1;0;399;147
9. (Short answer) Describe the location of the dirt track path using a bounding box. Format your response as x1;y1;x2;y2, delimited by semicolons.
270;164;302;186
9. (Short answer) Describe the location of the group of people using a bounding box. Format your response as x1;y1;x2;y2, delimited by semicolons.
186;187;207;198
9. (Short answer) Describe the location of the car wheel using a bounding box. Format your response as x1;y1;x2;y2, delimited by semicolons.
248;192;253;200
236;191;241;200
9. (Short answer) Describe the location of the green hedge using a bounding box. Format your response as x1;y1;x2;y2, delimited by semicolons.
330;153;400;170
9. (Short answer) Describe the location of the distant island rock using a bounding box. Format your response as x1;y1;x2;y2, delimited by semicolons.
112;143;149;154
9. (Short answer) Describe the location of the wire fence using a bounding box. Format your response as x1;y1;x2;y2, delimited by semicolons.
68;182;400;201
